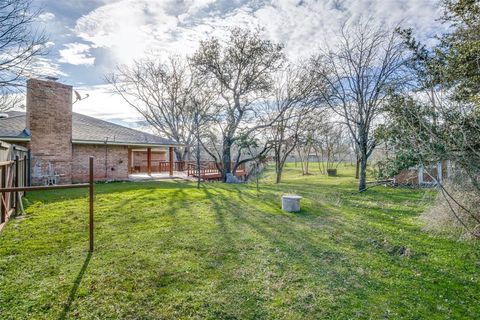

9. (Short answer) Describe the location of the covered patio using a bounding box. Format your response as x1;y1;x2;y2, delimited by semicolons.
128;146;179;176
127;144;247;181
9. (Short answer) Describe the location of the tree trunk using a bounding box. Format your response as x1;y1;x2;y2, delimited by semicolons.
174;148;183;162
275;166;282;184
183;146;191;161
256;162;260;193
355;155;360;179
196;136;201;189
359;152;367;191
297;149;304;175
222;138;232;182
275;153;283;183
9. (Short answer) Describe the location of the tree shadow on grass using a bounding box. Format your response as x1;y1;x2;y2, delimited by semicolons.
201;185;234;247
58;252;92;320
24;180;198;206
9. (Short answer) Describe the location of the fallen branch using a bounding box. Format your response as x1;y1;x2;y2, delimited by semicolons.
358;179;394;193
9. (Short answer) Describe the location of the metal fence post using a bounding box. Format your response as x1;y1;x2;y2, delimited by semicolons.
23;155;27;196
27;149;31;187
89;156;94;252
14;156;19;214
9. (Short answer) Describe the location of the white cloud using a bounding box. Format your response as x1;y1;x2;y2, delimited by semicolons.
74;0;184;63
71;0;446;66
38;12;55;22
45;41;55;48
73;84;143;126
254;0;445;60
60;0;447;127
28;57;67;78
59;42;96;65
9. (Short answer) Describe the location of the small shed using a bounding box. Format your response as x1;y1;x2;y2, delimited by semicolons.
394;161;452;186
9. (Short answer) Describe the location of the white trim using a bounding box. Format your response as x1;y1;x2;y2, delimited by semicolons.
0;137;30;142
418;165;424;184
437;162;443;181
446;160;452;179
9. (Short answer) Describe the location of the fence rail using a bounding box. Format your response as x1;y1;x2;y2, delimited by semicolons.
0;156;95;251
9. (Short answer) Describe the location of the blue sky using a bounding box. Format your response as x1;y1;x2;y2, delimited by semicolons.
32;0;446;125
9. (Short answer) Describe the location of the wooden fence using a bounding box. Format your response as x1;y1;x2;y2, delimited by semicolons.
0;142;29;225
0;155;95;251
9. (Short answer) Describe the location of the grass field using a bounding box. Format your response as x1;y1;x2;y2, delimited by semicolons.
0;164;479;319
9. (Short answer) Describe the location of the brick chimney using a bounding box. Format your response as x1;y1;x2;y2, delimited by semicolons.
26;79;73;184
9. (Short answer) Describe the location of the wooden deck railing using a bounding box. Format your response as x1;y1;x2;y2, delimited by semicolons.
186;162;246;180
138;161;188;173
134;160;246;179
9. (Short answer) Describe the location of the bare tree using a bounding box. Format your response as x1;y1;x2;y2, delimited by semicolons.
0;0;48;110
106;56;195;161
296;124;316;176
313;117;351;174
189;71;216;188
191;27;284;182
312;20;408;191
266;63;320;183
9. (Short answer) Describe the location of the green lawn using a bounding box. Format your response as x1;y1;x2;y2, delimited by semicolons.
0;164;478;319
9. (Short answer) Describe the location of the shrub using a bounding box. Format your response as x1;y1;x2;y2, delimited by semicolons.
421;180;480;239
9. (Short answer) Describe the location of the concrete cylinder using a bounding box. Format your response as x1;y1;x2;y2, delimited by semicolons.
282;195;302;212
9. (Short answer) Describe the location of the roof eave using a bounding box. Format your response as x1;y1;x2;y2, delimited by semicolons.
72;139;181;148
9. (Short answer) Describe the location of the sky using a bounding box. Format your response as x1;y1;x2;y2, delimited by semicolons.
32;0;447;127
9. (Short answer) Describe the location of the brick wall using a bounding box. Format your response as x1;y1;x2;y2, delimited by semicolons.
26;79;73;185
72;144;129;183
394;168;419;185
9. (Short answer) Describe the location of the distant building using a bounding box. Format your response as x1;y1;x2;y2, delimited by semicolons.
394;161;452;186
0;79;178;184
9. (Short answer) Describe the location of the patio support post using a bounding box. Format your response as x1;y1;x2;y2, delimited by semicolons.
147;148;152;176
169;146;174;176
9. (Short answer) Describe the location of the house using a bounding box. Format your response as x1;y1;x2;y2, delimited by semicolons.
0;78;179;185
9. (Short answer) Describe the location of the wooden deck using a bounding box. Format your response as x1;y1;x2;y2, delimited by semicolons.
129;161;246;181
187;162;246;181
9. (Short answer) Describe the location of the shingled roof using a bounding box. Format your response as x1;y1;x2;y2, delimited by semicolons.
0;111;178;146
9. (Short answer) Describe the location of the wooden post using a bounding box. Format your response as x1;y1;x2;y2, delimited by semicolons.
14;156;19;214
1;167;5;223
169;146;174;176
147;148;152;176
23;155;27;196
89;156;94;252
27;149;31;186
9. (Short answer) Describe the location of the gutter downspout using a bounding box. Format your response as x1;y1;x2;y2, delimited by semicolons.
104;137;108;180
